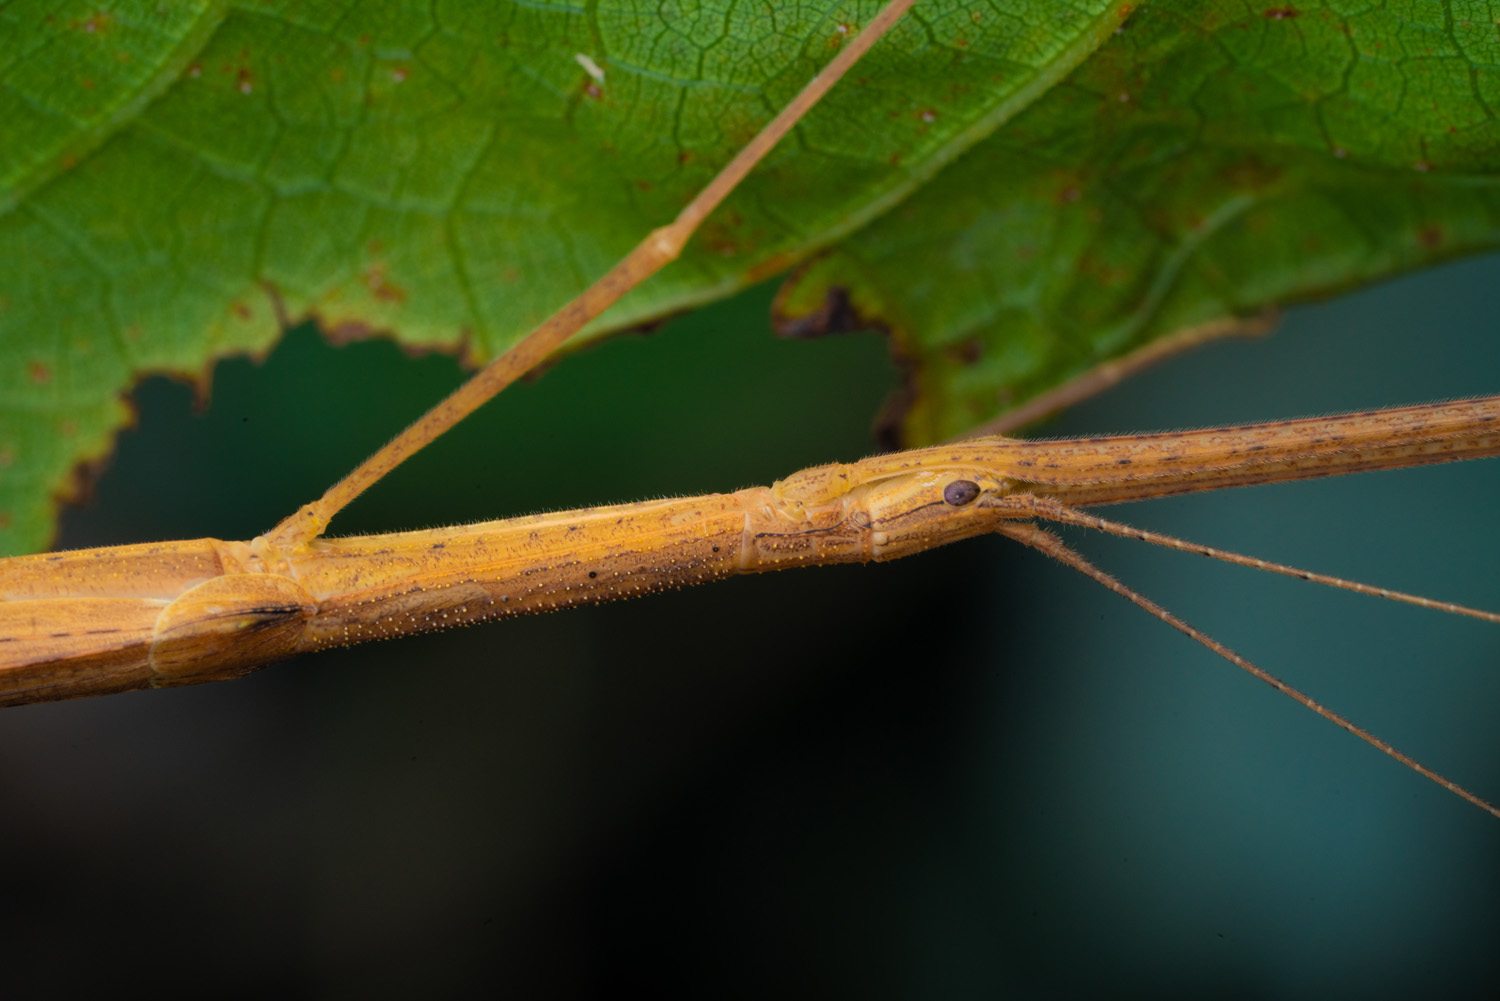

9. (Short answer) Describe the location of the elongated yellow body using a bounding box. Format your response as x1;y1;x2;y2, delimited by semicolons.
4;396;1499;708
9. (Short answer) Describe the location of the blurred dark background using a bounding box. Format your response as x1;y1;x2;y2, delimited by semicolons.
2;252;1498;998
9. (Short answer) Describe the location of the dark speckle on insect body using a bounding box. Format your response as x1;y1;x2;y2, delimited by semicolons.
588;571;597;578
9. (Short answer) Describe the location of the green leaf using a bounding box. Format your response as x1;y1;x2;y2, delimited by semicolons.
0;0;225;211
775;1;1500;444
5;1;1500;556
0;0;1122;555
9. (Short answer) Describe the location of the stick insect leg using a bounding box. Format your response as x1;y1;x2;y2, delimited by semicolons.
994;519;1500;821
1002;493;1500;624
263;0;919;550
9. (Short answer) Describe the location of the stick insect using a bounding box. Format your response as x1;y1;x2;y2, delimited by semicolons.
2;1;1500;984
4;0;1498;810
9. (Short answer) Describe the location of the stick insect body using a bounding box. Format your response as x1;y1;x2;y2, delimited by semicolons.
7;396;1500;816
18;398;1487;689
3;0;1499;821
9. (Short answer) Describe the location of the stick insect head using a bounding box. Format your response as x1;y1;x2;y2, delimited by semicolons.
756;458;1023;567
854;467;1026;561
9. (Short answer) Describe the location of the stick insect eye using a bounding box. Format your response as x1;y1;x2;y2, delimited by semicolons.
942;479;981;506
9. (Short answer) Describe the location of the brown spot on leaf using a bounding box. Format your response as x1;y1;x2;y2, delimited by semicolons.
1419;225;1444;247
363;264;408;304
0;511;10;530
947;338;983;366
584;81;603;99
324;320;380;346
697;211;746;256
1262;6;1298;18
700;233;739;256
28;362;50;385
237;67;254;94
1076;253;1132;287
73;12;110;33
231;301;253;321
1220;155;1282;191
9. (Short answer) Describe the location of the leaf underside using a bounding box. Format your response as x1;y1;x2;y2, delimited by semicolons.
1;0;1497;555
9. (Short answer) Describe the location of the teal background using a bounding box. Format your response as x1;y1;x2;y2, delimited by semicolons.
1;252;1498;996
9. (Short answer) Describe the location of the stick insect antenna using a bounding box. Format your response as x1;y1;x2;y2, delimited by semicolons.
264;0;920;550
1003;493;1500;624
995;520;1500;821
